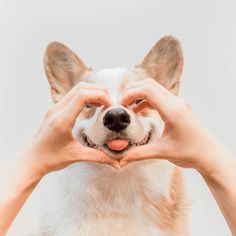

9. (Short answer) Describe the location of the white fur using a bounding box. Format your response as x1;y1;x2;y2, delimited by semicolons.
7;68;184;236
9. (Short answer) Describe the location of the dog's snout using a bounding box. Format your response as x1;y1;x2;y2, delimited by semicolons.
103;108;130;132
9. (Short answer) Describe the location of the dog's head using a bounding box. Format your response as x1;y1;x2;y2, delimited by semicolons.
44;36;183;161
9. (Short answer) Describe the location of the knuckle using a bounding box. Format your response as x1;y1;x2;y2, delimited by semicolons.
80;90;106;103
125;90;135;99
75;82;91;92
96;90;104;97
125;82;135;90
77;89;87;99
45;106;55;118
179;98;190;111
143;79;155;90
146;78;156;85
170;101;188;119
48;115;65;133
172;107;184;118
131;151;141;160
77;82;87;89
97;92;109;102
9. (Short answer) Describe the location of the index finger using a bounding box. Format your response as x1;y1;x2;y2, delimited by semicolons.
55;82;110;110
120;86;170;121
120;79;181;122
62;89;112;126
77;145;120;169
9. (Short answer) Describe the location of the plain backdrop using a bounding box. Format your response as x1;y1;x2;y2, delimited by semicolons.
0;0;236;235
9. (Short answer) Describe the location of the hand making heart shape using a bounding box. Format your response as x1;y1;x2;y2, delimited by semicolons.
22;79;223;176
20;82;120;176
119;78;223;173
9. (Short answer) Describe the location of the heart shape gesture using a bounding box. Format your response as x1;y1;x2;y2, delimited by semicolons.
22;82;119;176
119;78;221;173
24;78;221;175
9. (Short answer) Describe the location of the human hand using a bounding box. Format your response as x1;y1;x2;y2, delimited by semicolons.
119;78;227;174
20;82;118;177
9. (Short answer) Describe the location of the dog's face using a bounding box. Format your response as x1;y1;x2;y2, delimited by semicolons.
44;36;183;161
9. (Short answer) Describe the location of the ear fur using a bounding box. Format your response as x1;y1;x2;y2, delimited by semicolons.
44;42;91;102
136;36;183;95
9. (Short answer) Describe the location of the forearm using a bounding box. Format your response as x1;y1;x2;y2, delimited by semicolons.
199;147;236;236
0;154;43;235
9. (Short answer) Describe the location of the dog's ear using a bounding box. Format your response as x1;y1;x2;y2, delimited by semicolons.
44;42;91;102
136;36;183;95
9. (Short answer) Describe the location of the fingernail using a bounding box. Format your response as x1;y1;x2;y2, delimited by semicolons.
114;162;121;170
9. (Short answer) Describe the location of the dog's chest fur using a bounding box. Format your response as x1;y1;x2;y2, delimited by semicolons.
38;160;188;236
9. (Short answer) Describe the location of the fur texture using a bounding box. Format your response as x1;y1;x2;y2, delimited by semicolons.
7;36;190;236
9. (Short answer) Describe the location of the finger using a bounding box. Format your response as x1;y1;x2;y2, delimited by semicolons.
55;83;110;110
76;145;118;166
83;150;121;170
132;100;154;113
121;80;146;94
119;143;167;167
121;77;177;104
121;80;172;107
120;87;170;121
122;78;169;98
62;89;112;126
86;102;106;108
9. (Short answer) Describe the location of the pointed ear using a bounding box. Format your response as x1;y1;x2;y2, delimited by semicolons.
44;42;91;102
136;36;183;95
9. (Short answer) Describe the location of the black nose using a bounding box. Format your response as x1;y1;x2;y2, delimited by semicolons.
103;108;130;132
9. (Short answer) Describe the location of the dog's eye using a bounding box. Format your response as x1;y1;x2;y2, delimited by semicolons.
85;104;94;109
135;99;144;105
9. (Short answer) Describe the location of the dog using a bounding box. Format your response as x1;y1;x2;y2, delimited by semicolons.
7;36;189;236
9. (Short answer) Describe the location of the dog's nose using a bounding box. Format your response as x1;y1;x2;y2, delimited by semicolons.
103;108;130;132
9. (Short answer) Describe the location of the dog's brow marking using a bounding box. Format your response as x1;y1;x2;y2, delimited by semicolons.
119;71;143;92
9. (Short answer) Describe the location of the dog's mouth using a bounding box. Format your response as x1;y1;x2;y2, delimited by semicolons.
82;131;152;158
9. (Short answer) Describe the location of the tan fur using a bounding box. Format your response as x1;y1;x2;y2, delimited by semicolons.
119;64;189;233
119;70;143;92
39;36;189;236
44;42;91;102
136;36;183;95
141;167;189;235
104;65;188;234
119;70;157;117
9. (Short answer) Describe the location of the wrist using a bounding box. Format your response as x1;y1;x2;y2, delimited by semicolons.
196;144;236;183
0;153;44;202
17;148;46;182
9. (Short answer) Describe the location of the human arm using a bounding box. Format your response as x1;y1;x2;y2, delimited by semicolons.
120;78;236;235
0;82;116;235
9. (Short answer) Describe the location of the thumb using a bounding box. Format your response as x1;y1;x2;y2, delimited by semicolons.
120;141;167;167
76;145;119;166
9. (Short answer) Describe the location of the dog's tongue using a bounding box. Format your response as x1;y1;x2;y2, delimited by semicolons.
106;139;129;151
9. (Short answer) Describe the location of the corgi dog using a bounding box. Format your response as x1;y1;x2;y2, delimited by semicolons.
8;36;189;236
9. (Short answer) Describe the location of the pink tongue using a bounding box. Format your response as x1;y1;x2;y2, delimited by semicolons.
106;139;129;151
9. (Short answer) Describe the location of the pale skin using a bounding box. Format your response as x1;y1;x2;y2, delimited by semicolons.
0;82;118;235
0;79;236;235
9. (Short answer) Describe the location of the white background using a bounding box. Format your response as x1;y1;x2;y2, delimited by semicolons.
0;0;236;235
